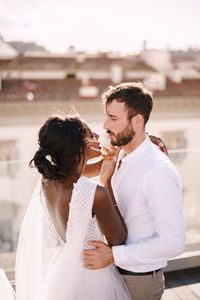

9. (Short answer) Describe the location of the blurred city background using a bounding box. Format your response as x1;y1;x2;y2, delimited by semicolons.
0;0;200;297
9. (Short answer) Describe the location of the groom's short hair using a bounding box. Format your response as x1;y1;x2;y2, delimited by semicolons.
102;82;153;124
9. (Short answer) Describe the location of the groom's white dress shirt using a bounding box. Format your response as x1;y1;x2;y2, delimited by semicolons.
112;136;185;273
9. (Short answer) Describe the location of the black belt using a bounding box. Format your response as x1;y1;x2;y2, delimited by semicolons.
117;266;161;276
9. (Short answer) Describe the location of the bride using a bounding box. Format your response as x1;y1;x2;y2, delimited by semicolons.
1;114;131;300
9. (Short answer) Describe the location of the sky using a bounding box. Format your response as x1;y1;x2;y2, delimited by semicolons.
0;0;200;54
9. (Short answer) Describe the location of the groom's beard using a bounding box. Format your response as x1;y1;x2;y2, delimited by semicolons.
107;123;135;146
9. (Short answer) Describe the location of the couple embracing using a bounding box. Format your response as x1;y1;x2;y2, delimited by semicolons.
0;82;185;300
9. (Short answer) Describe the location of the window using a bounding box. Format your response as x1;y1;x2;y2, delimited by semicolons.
66;73;76;78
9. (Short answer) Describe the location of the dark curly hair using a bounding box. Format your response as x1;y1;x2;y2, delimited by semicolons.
29;115;87;182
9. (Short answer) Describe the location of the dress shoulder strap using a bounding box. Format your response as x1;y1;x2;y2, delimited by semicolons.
66;176;97;244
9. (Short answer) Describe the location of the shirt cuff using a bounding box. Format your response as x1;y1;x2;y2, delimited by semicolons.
112;244;129;267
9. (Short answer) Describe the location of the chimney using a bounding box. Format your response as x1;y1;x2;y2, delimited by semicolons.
110;64;122;83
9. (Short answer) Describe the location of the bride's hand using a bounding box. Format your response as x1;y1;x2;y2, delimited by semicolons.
148;135;168;156
86;138;102;160
100;143;121;186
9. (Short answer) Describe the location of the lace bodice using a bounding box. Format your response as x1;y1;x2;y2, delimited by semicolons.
83;215;105;249
41;176;104;250
67;176;104;249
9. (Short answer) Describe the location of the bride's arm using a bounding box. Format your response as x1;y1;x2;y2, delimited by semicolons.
83;144;125;269
91;144;127;246
93;185;127;246
83;182;126;269
83;159;103;177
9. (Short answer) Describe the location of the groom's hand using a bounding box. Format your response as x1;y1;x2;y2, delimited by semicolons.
83;241;114;269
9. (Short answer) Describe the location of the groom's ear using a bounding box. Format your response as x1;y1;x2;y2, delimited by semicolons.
131;114;144;131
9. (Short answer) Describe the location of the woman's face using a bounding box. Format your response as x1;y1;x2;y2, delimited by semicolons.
83;122;102;160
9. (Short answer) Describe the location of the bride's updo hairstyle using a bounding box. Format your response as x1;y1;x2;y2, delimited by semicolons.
30;115;87;182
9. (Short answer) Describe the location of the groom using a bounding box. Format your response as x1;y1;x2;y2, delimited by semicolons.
83;82;185;300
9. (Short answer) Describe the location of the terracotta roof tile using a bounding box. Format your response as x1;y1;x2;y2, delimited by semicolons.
154;78;200;97
89;78;113;94
79;57;156;72
0;56;77;71
1;77;200;103
0;55;156;72
0;78;81;102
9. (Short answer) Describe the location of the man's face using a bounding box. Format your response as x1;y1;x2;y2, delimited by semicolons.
103;100;135;146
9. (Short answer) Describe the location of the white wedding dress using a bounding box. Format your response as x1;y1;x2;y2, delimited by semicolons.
0;269;15;300
0;176;130;300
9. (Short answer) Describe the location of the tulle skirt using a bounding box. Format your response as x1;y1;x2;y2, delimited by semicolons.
71;264;131;300
0;269;15;300
0;266;130;300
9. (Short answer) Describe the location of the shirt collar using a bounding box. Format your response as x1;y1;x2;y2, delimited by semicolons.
118;135;150;164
